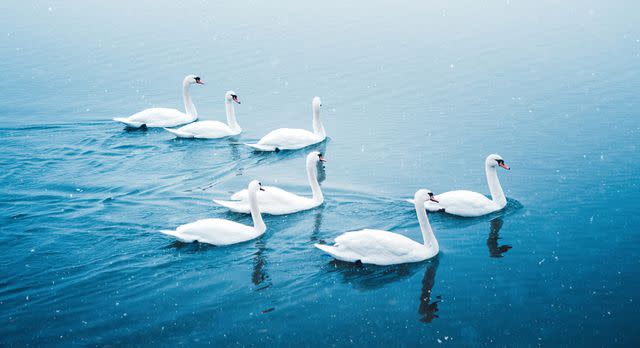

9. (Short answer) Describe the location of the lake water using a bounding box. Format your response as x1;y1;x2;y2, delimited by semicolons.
1;0;639;346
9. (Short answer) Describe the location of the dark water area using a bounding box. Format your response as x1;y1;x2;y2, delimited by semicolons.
1;0;639;346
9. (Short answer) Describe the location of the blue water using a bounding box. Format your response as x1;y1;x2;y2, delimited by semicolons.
2;0;640;346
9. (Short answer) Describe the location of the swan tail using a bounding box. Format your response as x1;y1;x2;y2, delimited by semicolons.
245;143;277;151
113;117;145;128
315;243;361;263
159;229;194;243
314;243;342;258
405;199;415;204
164;127;194;138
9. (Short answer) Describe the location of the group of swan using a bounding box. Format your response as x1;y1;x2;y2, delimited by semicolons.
116;75;512;266
114;75;326;151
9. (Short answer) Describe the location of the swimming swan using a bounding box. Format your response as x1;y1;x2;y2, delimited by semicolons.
113;75;203;128
315;189;440;266
165;91;242;138
159;180;266;245
245;97;325;151
213;151;326;215
409;154;511;217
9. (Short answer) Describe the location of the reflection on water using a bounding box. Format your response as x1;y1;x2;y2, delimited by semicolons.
330;260;423;291
329;257;442;323
418;257;441;323
486;218;512;258
310;208;325;242
252;239;270;290
2;0;639;345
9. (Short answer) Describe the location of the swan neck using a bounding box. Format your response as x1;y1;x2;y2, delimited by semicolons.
249;188;266;234
312;107;326;138
183;83;197;120
307;159;323;203
225;100;241;132
415;200;438;251
486;165;506;208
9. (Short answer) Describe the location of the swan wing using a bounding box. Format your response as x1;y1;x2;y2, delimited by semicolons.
167;120;237;139
161;218;259;245
433;190;498;217
126;108;193;128
215;186;316;215
249;128;323;150
317;229;424;265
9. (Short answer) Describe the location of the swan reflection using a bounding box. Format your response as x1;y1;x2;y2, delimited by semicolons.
487;217;511;258
252;239;270;290
418;257;440;323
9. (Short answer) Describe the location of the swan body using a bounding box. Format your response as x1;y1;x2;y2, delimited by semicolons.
410;154;511;217
315;189;440;266
246;97;325;151
160;180;266;245
165;91;242;138
114;75;203;128
213;151;325;215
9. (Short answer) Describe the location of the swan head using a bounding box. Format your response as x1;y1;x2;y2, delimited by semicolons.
307;151;326;165
486;154;510;170
414;189;439;204
183;74;204;86
248;180;266;193
225;90;241;104
312;97;322;111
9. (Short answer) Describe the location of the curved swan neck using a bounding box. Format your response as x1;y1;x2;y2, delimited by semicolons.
249;188;266;234
312;106;325;138
485;165;506;208
182;83;197;120
225;100;241;132
415;199;438;251
306;158;323;203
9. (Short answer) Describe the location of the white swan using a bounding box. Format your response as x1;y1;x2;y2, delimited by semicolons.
246;97;325;151
315;189;440;266
164;91;242;139
113;75;203;128
159;180;266;245
213;151;326;215
410;154;511;217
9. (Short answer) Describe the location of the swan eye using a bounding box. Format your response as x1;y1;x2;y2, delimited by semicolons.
496;159;504;164
194;77;201;81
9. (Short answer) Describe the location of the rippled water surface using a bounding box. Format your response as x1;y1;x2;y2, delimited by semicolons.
1;0;640;346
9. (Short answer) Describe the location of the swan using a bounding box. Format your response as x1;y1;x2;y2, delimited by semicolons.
409;154;511;217
315;189;440;266
113;75;203;128
164;91;242;138
213;151;326;215
245;97;325;151
159;180;266;245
